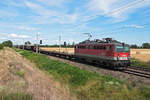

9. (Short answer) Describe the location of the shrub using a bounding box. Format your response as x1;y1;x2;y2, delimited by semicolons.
140;86;150;100
2;40;13;47
131;58;150;68
0;44;4;50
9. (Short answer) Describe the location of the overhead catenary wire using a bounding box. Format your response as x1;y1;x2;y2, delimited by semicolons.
73;0;145;27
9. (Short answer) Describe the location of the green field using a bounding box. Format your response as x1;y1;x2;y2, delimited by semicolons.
15;48;150;100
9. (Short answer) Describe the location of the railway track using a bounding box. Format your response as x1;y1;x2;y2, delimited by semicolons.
130;66;150;72
123;66;150;78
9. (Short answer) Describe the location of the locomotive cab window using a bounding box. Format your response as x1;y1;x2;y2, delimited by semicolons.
124;46;130;52
115;46;130;52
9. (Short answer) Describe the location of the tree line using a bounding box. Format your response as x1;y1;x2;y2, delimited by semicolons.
130;43;150;49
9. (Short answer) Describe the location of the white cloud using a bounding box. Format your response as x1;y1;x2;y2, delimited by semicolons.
0;37;7;40
36;0;69;6
18;26;37;31
24;1;65;17
8;33;29;39
125;24;144;28
19;35;29;38
1;0;24;7
0;33;7;40
24;1;80;24
88;0;119;14
25;1;49;16
0;10;18;18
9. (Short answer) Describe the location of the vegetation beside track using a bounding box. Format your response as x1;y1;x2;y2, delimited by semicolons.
15;48;150;100
132;58;150;69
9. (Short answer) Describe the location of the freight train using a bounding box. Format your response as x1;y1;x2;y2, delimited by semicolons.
17;38;130;69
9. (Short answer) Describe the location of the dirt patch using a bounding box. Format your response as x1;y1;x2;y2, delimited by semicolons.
0;48;74;100
45;54;150;87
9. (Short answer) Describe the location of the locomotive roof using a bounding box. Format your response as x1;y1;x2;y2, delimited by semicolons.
77;38;129;46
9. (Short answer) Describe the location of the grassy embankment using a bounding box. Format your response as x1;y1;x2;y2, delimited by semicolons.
15;48;150;100
0;47;33;100
131;59;150;68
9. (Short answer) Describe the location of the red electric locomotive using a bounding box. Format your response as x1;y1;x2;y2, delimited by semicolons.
75;38;130;68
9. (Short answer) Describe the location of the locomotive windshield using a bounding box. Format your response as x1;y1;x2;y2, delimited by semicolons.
115;46;130;52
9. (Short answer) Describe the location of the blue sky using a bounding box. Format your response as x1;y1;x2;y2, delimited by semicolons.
0;0;150;45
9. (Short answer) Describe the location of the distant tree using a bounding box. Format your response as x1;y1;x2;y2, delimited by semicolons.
67;43;70;46
130;44;138;48
46;45;49;47
64;42;67;47
142;43;150;48
25;41;31;45
72;42;75;46
0;44;4;50
2;40;13;47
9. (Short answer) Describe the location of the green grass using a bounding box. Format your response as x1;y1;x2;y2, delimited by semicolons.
15;71;24;77
131;58;150;69
14;48;150;100
140;86;150;100
8;66;24;78
0;92;33;100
